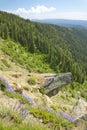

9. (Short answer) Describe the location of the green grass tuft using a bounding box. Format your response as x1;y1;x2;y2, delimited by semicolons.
28;76;37;85
1;59;10;68
0;80;7;91
39;87;46;95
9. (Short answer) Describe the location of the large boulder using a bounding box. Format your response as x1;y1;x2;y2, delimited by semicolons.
44;72;73;96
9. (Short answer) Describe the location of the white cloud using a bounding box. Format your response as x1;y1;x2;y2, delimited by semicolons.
7;5;56;19
15;5;56;14
6;6;87;20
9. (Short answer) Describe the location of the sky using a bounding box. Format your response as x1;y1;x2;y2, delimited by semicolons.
0;0;87;20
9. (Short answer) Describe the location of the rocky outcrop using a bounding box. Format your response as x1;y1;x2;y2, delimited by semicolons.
44;72;73;96
71;98;87;123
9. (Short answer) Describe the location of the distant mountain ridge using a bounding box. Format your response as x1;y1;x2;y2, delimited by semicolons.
32;19;87;29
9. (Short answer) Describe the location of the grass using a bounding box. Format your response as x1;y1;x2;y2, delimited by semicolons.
0;102;74;130
23;86;29;91
50;104;58;111
0;118;50;130
0;104;23;124
10;112;23;124
39;87;46;95
26;106;74;129
61;82;87;100
4;92;30;104
28;76;37;85
0;104;10;118
0;80;7;91
0;38;53;73
1;59;10;68
0;38;87;130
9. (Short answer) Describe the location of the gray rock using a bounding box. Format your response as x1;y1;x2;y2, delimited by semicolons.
71;98;87;123
44;72;73;96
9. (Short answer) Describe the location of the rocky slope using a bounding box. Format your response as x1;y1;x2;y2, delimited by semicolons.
0;48;87;129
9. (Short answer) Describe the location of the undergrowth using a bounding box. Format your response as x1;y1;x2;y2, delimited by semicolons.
0;38;53;73
26;106;74;129
4;91;30;104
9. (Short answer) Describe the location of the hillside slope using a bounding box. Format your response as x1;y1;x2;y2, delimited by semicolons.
0;11;87;82
0;46;87;130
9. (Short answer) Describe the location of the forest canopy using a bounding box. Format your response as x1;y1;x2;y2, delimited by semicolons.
0;11;87;83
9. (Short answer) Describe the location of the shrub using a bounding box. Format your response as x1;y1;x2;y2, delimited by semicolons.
28;76;37;85
59;117;74;129
0;80;6;91
30;107;74;129
23;86;29;91
30;108;55;124
50;105;58;111
10;112;23;124
1;59;10;68
81;91;87;100
39;87;46;95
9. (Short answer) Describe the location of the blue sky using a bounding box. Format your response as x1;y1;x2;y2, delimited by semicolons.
0;0;87;20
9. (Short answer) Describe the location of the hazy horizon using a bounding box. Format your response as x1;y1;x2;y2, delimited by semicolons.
0;0;87;20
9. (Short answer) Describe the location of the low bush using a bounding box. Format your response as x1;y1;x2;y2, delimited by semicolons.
10;112;23;124
1;59;10;68
39;87;46;95
30;107;74;129
28;76;37;85
0;80;6;91
50;104;58;111
23;86;29;91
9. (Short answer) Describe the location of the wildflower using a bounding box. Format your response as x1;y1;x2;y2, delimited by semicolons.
0;77;13;92
21;93;34;104
61;111;74;122
20;108;29;119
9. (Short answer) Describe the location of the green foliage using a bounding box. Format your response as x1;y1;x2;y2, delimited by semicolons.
30;108;56;124
60;117;74;129
39;87;46;95
28;76;37;85
23;86;29;91
4;92;29;104
61;82;87;100
50;104;58;111
0;121;13;130
30;107;74;129
0;104;10;118
0;80;6;91
0;11;87;82
17;123;50;130
1;59;10;68
81;91;87;100
10;112;22;124
0;120;50;130
0;38;53;73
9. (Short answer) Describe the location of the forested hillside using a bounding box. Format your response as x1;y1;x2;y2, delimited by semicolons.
0;11;87;82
